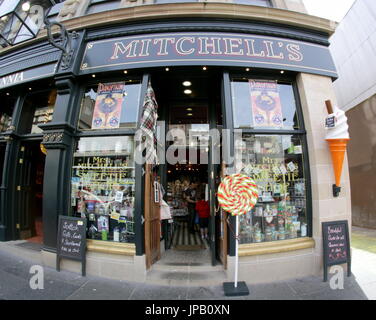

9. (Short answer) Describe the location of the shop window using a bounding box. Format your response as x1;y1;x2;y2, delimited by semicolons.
235;134;308;243
231;79;300;130
0;93;16;132
71;136;136;243
86;0;121;14
78;80;141;130
231;76;309;243
18;89;57;134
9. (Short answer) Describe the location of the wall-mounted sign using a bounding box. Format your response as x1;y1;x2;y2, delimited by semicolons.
325;115;337;128
322;220;351;282
80;32;337;77
0;63;57;90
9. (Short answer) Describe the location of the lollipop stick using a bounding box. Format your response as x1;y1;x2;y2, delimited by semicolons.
235;214;239;288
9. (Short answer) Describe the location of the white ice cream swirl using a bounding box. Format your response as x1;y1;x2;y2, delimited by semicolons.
325;106;350;140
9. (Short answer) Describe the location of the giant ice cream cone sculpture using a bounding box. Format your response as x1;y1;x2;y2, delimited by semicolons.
325;100;350;192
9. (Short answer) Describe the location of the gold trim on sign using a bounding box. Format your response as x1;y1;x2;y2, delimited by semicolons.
87;239;136;256
238;237;315;256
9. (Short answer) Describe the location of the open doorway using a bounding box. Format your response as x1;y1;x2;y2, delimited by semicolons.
16;141;46;244
150;67;223;267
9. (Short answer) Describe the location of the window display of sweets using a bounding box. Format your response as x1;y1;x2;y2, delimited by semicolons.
70;136;136;243
237;134;308;244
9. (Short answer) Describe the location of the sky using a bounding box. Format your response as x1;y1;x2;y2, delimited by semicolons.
302;0;356;22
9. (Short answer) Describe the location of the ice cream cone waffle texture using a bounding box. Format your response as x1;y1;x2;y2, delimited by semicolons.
326;138;349;187
217;173;258;216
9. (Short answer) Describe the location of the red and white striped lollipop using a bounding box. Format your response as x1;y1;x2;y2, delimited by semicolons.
217;173;258;216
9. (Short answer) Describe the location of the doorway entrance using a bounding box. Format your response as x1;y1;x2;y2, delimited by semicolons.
148;67;225;268
15;141;45;243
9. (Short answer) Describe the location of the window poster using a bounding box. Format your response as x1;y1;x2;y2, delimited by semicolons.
91;82;124;129
249;80;283;128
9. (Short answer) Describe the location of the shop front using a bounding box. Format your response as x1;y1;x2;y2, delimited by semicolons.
0;2;351;284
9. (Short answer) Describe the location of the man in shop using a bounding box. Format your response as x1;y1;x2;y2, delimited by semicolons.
195;193;210;240
184;181;198;234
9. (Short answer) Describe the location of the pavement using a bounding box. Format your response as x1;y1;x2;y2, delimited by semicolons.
0;227;375;300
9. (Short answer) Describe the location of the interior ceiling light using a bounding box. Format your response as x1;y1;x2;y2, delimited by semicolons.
187;113;193;116
184;89;192;95
186;108;193;111
183;81;191;87
22;2;31;12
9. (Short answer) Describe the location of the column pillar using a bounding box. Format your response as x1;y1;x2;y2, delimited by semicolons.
39;76;77;252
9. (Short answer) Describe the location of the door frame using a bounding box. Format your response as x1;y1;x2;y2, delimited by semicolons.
145;67;226;268
14;138;45;240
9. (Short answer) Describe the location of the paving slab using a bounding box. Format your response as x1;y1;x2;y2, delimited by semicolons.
286;274;357;297
0;237;375;300
300;286;367;300
0;269;82;300
129;283;188;300
245;281;299;300
186;285;245;300
67;278;139;300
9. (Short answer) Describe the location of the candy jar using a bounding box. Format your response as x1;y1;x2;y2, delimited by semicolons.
113;226;120;242
278;227;285;240
265;226;273;241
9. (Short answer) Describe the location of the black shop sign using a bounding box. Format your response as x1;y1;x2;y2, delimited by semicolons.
322;220;351;282
56;215;87;276
80;32;337;78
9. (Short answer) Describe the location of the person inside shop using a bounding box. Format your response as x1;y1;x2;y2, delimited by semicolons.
184;181;198;234
195;193;210;240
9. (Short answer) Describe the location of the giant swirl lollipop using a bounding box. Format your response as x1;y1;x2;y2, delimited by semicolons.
218;173;258;295
218;173;258;216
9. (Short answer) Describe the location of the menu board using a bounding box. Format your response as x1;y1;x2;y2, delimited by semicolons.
56;216;87;276
322;220;351;282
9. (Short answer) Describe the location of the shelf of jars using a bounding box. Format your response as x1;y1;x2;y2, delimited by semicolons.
71;152;135;244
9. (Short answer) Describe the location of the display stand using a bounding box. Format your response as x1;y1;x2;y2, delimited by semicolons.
223;215;249;296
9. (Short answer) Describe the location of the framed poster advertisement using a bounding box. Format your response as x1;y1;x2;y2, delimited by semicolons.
91;82;125;129
249;80;283;128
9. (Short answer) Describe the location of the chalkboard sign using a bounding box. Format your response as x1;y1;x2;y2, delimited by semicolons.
322;220;351;282
56;215;87;276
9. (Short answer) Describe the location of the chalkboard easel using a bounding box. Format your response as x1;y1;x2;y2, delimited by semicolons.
56;215;87;276
322;220;351;282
